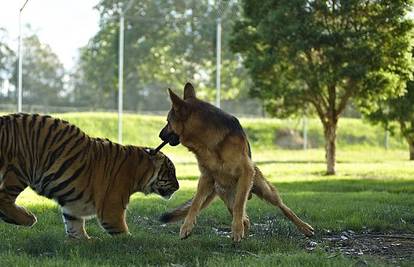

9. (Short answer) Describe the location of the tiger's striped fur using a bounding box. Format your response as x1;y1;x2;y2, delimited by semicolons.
0;113;179;239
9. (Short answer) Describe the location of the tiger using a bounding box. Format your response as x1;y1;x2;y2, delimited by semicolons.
0;113;179;239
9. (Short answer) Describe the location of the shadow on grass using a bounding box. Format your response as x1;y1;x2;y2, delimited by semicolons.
176;159;394;166
276;179;414;194
1;215;306;266
0;178;412;266
130;178;414;237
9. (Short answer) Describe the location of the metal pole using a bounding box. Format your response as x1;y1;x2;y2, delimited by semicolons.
215;17;221;108
118;14;124;144
17;10;23;112
302;116;308;150
117;0;134;144
385;130;389;150
17;0;29;113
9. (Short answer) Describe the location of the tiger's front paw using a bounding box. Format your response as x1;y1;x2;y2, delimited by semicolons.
179;219;195;239
231;220;244;242
64;234;91;243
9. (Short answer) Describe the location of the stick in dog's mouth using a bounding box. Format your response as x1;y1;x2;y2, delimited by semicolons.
151;140;168;155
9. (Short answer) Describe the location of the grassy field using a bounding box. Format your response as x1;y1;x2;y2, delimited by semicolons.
0;113;413;266
56;113;407;150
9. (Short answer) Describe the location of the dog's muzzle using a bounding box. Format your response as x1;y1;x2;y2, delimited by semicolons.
159;126;180;146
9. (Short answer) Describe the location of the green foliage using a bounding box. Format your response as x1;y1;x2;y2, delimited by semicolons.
364;79;414;149
71;24;119;109
0;28;15;102
11;33;65;106
59;113;166;147
0;29;14;82
244;118;407;149
232;0;414;120
53;113;406;150
231;0;414;173
73;0;251;111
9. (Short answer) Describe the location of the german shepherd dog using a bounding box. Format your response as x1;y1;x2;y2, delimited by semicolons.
159;82;314;242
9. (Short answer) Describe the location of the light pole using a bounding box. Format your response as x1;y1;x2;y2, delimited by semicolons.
215;17;221;108
17;0;29;113
117;0;134;144
118;12;124;144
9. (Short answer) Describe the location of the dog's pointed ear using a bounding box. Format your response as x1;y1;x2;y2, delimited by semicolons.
183;82;196;100
168;88;186;109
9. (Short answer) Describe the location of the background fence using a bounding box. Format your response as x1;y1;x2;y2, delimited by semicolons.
0;0;403;150
0;0;272;116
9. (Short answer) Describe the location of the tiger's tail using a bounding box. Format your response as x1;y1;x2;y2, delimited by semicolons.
159;198;193;223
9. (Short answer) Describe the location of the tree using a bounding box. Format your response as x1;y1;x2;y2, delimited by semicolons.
231;0;414;174
0;28;15;102
72;0;250;111
70;24;119;109
12;34;65;107
363;82;414;160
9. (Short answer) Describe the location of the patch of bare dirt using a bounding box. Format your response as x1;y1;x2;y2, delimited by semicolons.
306;230;414;265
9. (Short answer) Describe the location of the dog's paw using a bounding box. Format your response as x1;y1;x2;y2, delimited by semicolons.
299;222;315;237
179;220;194;239
231;220;245;242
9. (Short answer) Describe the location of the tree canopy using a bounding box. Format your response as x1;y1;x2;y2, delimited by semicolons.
11;34;65;107
73;0;251;112
364;79;414;160
0;28;15;102
231;0;414;174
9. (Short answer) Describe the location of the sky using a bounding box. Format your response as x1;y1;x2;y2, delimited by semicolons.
0;1;412;71
0;0;100;69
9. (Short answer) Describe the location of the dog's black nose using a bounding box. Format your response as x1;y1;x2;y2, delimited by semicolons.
168;133;180;146
159;126;169;142
159;126;180;146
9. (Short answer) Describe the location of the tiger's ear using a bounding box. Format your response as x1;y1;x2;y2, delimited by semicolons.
144;148;154;156
183;82;196;100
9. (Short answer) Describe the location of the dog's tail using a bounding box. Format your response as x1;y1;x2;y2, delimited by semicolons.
159;191;217;223
159;198;193;223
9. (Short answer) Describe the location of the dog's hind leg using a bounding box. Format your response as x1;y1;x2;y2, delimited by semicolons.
0;170;37;226
231;164;254;242
252;166;314;237
217;190;251;234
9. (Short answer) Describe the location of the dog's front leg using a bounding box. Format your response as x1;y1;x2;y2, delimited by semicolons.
232;167;254;242
180;175;214;239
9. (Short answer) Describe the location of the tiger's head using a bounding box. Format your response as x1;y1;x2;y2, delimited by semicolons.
143;148;179;200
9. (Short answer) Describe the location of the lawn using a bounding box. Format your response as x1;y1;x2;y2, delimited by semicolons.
0;113;413;266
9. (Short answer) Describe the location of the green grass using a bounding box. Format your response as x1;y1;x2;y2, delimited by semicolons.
56;113;408;150
0;113;413;266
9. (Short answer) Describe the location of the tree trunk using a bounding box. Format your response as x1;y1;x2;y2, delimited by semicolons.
400;122;414;161
324;122;337;175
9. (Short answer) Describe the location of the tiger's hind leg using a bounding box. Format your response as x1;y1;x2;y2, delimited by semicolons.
0;171;37;226
62;212;89;239
98;209;130;236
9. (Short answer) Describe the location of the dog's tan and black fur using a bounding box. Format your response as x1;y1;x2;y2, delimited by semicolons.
159;83;314;242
